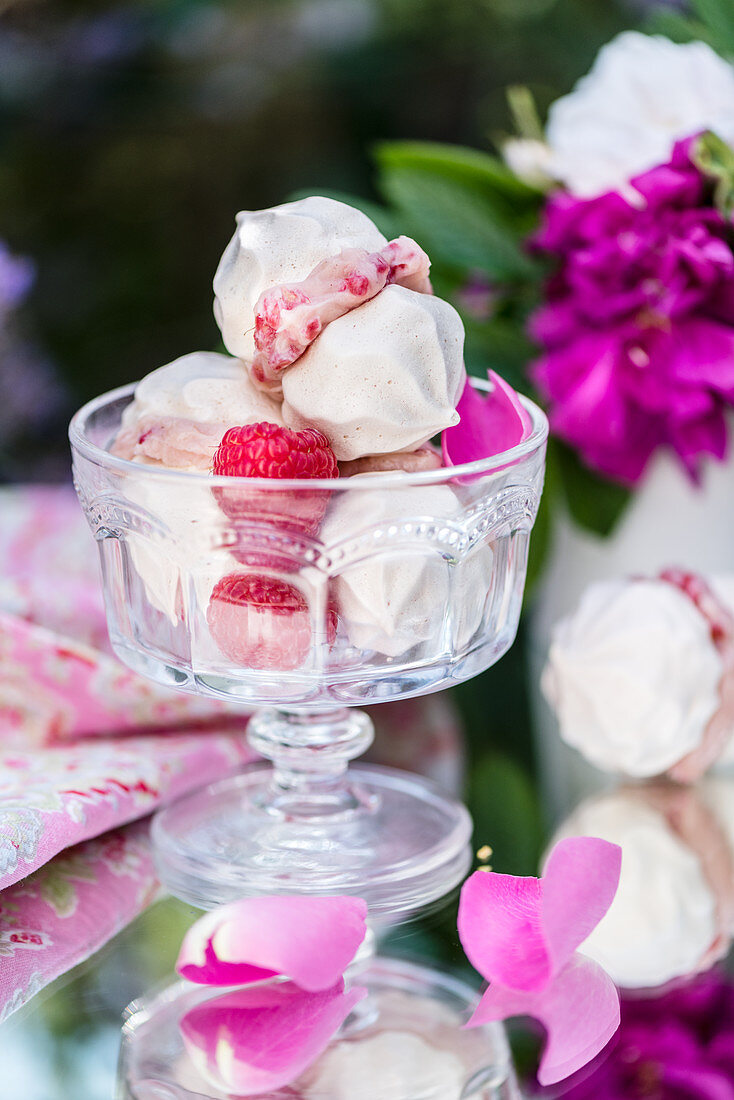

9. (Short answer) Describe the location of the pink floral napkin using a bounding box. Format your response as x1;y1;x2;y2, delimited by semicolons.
0;485;109;651
0;609;240;742
0;484;242;738
0;819;158;1022
0;725;251;893
0;484;254;887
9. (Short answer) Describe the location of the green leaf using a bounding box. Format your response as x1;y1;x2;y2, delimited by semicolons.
462;317;534;389
468;752;543;877
378;166;537;281
524;436;558;597
506;85;544;142
287;188;403;239
374;140;542;201
646;12;712;44
555;441;631;538
691;0;734;52
692;130;734;218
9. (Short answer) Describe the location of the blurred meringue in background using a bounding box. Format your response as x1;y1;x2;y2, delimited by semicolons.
552;778;734;991
542;571;734;781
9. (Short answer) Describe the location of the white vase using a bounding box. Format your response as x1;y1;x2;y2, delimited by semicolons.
530;446;734;817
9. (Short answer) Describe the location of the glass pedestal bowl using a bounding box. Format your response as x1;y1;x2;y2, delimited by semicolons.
70;381;547;915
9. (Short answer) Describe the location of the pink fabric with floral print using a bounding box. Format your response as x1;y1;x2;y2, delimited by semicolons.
0;485;110;651
0;484;243;738
0;725;251;892
0;610;242;742
0;484;255;889
0;819;158;1022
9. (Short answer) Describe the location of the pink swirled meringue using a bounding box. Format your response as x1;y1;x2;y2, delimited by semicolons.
213;196;387;363
553;782;734;990
111;352;284;622
251;236;432;393
338;444;442;477
543;573;734;780
112;351;283;471
282;284;465;461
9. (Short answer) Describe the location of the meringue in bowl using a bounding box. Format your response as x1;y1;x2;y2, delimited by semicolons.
70;379;546;913
71;379;546;707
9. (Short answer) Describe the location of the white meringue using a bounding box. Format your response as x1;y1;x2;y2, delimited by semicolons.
213;196;387;362
301;1031;465;1100
120;476;228;625
323;484;492;658
554;790;717;989
542;578;723;777
116;351;283;469
282;284;465;461
113;352;278;623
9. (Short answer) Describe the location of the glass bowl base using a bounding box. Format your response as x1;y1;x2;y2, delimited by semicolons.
117;955;519;1100
151;763;472;916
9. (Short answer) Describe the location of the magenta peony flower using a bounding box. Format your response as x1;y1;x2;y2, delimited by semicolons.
549;969;734;1099
530;138;734;484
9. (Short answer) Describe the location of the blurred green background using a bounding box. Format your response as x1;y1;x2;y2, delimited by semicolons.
1;0;678;479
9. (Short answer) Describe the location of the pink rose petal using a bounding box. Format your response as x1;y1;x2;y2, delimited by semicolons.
467;954;620;1086
442;371;533;467
541;837;622;976
180;979;367;1096
458;871;551;993
177;895;368;992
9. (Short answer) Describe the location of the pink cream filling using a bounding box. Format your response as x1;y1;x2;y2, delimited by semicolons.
656;569;734;782
250;235;432;393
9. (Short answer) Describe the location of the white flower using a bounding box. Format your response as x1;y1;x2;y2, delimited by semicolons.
542;578;723;777
554;789;718;989
546;32;734;198
501;137;553;190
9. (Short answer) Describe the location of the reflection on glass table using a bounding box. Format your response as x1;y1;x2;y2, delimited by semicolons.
2;762;734;1099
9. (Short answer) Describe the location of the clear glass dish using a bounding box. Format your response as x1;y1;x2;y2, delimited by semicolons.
70;379;547;912
70;381;547;706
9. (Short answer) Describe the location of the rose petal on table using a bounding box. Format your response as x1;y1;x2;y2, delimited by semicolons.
467;954;620;1086
458;837;621;995
180;979;367;1096
177;895;368;991
458;870;550;992
541;837;622;974
442;371;532;467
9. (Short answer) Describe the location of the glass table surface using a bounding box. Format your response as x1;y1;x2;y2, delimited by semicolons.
3;672;733;1100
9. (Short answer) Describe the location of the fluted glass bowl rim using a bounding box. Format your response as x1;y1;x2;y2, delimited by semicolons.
69;376;548;491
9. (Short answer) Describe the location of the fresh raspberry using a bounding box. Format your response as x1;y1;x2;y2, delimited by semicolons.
207;573;337;671
213;422;338;569
213;423;338;480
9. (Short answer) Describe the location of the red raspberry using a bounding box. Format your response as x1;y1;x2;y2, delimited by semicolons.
207;573;337;671
213;423;339;569
213;423;338;480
